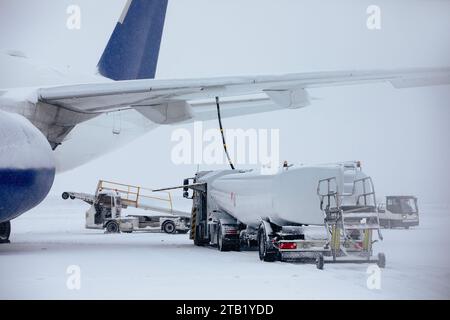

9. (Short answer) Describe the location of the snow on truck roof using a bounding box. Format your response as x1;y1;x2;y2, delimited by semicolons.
97;189;119;196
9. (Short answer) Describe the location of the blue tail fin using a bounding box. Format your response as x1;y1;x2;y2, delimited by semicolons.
97;0;168;80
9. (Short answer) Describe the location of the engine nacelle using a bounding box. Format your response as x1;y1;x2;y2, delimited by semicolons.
0;111;55;223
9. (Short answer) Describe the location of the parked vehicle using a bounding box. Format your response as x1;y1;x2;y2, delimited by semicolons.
156;161;385;269
62;180;190;234
377;196;419;229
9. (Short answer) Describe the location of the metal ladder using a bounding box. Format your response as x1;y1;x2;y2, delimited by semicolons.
317;174;383;262
342;162;358;196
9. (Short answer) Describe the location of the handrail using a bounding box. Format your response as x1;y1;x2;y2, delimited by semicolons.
317;176;379;212
97;180;174;210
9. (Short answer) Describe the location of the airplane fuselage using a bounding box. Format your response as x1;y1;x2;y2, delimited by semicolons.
0;51;158;172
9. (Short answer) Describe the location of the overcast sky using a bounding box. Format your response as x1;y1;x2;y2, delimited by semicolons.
1;0;449;206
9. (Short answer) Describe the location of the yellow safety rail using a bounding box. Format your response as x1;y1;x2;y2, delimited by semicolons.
96;180;173;212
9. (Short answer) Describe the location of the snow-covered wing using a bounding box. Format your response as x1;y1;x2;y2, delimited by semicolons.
38;67;450;124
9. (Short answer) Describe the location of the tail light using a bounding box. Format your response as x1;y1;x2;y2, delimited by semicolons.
223;225;238;235
279;242;297;250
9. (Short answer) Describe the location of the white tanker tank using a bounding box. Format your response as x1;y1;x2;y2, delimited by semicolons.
199;161;369;227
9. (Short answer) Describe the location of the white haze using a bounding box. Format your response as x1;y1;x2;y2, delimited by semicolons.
0;0;449;206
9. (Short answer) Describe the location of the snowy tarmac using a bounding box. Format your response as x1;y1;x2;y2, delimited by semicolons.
0;196;449;299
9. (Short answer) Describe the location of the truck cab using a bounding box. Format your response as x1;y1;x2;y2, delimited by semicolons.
85;190;136;232
378;196;419;229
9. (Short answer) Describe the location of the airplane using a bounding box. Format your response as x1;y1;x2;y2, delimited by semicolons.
0;0;449;243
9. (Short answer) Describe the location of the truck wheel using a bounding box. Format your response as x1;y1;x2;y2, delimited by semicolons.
258;227;276;262
377;253;386;268
316;254;324;270
194;225;204;246
162;221;176;234
62;192;69;200
217;224;229;252
194;224;210;246
105;221;120;233
0;221;11;243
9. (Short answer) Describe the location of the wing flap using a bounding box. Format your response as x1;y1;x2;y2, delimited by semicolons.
135;100;194;124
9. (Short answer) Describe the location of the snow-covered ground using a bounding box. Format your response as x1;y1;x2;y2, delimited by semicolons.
0;196;449;299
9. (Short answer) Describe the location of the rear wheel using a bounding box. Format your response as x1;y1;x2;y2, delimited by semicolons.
194;224;209;246
316;254;324;270
105;221;120;233
377;253;386;268
217;224;228;252
162;221;176;234
258;227;277;262
218;223;241;252
61;192;69;200
0;221;11;243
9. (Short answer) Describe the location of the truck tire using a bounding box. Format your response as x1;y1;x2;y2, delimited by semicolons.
105;221;120;233
194;225;203;246
217;225;229;252
316;254;324;270
377;252;386;268
62;192;69;200
0;221;11;243
162;221;176;234
258;227;277;262
194;224;210;246
217;223;240;252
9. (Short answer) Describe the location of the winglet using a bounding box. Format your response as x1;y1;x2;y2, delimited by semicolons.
97;0;168;80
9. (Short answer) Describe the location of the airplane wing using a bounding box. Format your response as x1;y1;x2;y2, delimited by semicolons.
38;67;450;125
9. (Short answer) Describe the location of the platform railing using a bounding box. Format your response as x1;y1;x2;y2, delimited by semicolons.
96;180;173;212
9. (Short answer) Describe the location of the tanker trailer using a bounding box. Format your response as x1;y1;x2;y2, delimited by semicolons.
163;161;384;268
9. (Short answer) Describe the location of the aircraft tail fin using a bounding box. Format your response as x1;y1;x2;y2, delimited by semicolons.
97;0;168;80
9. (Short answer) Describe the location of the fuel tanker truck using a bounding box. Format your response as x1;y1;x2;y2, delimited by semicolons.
156;161;385;269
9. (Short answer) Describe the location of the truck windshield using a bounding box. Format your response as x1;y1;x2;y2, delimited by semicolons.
98;194;112;208
387;197;417;214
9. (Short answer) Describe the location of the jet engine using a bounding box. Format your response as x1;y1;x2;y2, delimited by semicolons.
0;111;55;242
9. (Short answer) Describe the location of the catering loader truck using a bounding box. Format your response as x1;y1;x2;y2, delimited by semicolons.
159;161;385;269
62;180;190;234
